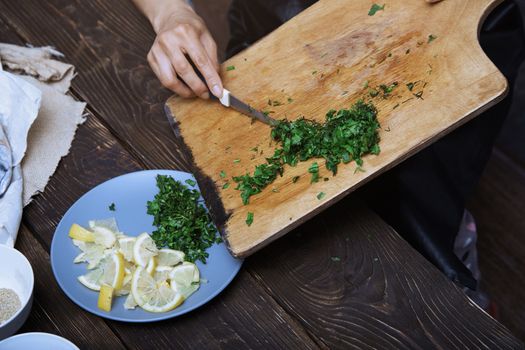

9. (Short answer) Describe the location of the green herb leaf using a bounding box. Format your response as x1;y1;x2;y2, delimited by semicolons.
147;175;221;263
287;97;294;103
317;192;326;200
219;170;226;178
368;3;385;16
233;159;241;164
185;179;196;187
428;34;437;43
246;212;254;226
331;256;341;262
226;65;235;71
379;82;398;97
292;176;300;183
312;70;317;75
222;182;230;189
308;162;320;183
108;203;116;211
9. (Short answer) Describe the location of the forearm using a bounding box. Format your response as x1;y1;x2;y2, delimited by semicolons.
132;0;191;33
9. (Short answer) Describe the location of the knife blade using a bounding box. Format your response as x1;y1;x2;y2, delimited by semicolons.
215;89;277;126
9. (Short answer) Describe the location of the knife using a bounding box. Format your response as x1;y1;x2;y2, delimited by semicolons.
185;56;277;126
214;89;277;126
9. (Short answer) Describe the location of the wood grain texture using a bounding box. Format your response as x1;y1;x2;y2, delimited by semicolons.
0;0;191;171
166;0;508;257
23;113;142;245
15;225;127;350
247;197;523;349
469;150;525;341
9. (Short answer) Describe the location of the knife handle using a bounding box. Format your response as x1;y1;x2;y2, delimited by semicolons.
184;54;218;101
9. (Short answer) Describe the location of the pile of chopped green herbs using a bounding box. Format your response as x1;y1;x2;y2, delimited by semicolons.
147;175;221;263
233;99;381;205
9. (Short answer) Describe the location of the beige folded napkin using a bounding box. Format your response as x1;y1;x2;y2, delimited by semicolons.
0;43;86;246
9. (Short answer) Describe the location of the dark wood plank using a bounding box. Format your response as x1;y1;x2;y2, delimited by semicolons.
247;197;523;349
0;0;191;171
469;150;525;341
22;113;142;244
15;225;127;350
110;270;319;350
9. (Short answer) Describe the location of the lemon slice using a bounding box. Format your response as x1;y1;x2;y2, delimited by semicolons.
157;249;185;267
69;223;95;242
171;281;199;300
123;293;138;310
146;256;157;275
102;252;126;290
153;266;172;283
98;284;114;312
115;272;133;296
80;243;107;270
93;226;117;248
133;233;158;267
73;252;86;264
118;237;136;262
131;267;183;313
78;265;105;291
169;262;200;287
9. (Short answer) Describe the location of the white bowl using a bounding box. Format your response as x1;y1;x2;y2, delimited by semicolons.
0;332;79;350
0;245;34;340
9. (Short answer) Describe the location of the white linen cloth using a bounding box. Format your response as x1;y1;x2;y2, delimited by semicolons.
0;44;86;247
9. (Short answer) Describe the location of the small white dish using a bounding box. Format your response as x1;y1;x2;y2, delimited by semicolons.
0;245;34;340
0;332;79;350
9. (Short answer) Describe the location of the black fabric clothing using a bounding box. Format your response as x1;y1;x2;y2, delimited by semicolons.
226;0;525;289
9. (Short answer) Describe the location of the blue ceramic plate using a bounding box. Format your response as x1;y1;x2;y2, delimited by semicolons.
50;170;242;322
0;332;79;350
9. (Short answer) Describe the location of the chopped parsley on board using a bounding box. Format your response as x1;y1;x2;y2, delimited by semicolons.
246;212;254;226
233;100;381;205
368;3;385;16
108;203;116;211
147;175;221;263
226;65;235;71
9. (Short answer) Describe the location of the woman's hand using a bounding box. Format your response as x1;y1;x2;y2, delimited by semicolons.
133;0;223;99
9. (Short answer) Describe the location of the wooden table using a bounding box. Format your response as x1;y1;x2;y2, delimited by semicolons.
1;1;522;348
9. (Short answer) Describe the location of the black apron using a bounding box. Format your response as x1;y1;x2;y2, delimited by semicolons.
226;0;525;290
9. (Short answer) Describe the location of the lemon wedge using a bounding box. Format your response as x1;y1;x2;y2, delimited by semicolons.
133;233;158;267
115;272;133;296
157;249;185;267
146;256;157;275
78;265;105;291
69;224;95;242
131;267;183;313
118;237;136;262
103;252;126;290
169;262;200;287
98;284;114;312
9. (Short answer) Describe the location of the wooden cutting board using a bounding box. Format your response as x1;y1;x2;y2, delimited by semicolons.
165;0;506;257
